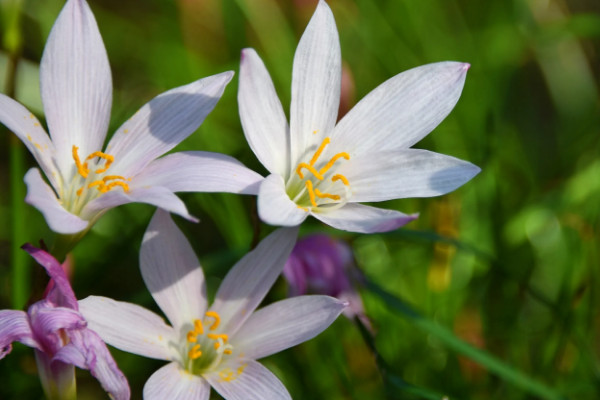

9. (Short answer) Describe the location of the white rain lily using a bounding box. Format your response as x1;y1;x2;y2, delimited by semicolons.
238;0;480;233
79;210;346;400
0;0;262;235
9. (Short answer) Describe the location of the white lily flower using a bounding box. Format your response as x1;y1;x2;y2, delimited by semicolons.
238;0;480;233
0;0;262;235
79;210;346;400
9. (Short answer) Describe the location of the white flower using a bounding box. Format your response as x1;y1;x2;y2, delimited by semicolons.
0;0;262;235
79;210;346;399
238;0;480;233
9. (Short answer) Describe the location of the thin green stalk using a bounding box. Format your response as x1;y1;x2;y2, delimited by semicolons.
366;280;568;400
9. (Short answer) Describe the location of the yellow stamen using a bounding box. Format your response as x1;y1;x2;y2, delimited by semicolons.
188;344;202;360
224;349;233;355
296;163;324;180
207;333;228;343
309;137;330;166
319;152;350;175
87;180;105;189
102;175;127;182
187;331;197;343
305;180;318;208
204;311;221;330
103;181;130;193
84;151;115;174
314;189;340;201
72;146;89;178
332;174;349;186
194;319;204;335
76;188;84;196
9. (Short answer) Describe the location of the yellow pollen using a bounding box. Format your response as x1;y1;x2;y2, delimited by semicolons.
297;205;309;212
76;188;84;196
103;181;130;193
102;175;127;182
237;363;247;374
314;189;340;201
188;344;202;360
305;180;318;208
309;137;330;166
72;146;90;178
319;152;350;176
83;151;115;174
224;349;233;355
332;174;349;186
207;333;228;343
296;163;324;180
187;331;197;343
205;311;221;330
194;319;204;335
87;180;105;189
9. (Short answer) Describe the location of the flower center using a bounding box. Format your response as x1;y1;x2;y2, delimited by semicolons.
290;137;350;211
71;145;130;197
184;311;234;375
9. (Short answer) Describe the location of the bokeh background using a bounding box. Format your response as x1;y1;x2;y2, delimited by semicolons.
1;0;599;398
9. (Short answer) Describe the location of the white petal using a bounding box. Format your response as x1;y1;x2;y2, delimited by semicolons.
332;62;469;154
205;359;291;400
339;149;481;202
144;362;210;400
78;296;177;361
141;210;207;331
40;0;112;176
239;48;290;177
106;71;234;176
80;185;196;223
24;168;89;234
210;227;298;335
233;295;346;360
290;0;341;165
257;174;308;227
313;203;418;233
133;151;263;195
0;95;59;188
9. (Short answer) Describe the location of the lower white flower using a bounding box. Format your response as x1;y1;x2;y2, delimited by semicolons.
79;210;346;399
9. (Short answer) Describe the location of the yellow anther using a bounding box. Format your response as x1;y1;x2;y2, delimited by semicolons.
87;180;105;189
76;188;84;196
72;146;89;178
194;319;204;335
102;175;127;182
84;151;115;174
104;181;130;193
224;349;233;355
319;152;350;175
305;180;318;208
296;163;324;180
314;189;340;201
207;333;229;343
188;344;202;360
187;331;198;343
332;174;349;186
309;137;330;166
204;311;221;330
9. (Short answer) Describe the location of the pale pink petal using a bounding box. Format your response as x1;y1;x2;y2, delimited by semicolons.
106;71;234;176
205;359;291;400
331;62;469;155
338;149;481;202
80;185;196;223
0;95;59;188
313;203;418;233
290;0;341;165
239;48;290;177
133;151;263;195
40;0;112;176
78;296;177;361
210;227;298;335
141;210;207;331
257;174;308;227
144;362;210;400
233;295;346;360
0;310;39;358
24;168;89;234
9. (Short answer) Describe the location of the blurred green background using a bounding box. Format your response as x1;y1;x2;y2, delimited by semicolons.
1;0;599;398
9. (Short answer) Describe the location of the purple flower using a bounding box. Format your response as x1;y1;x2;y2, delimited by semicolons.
284;234;369;326
0;245;129;400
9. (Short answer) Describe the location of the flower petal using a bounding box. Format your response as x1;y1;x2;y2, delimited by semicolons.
239;48;290;177
54;329;130;400
205;359;291;400
40;0;112;176
313;203;418;233
143;362;210;400
290;0;341;164
80;185;197;224
233;295;346;360
141;210;207;331
332;62;469;154
106;71;234;176
257;174;308;227
24;168;89;234
133;151;263;195
22;244;77;309
78;296;177;361
0;95;59;188
210;227;298;335
0;310;38;358
339;149;481;202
